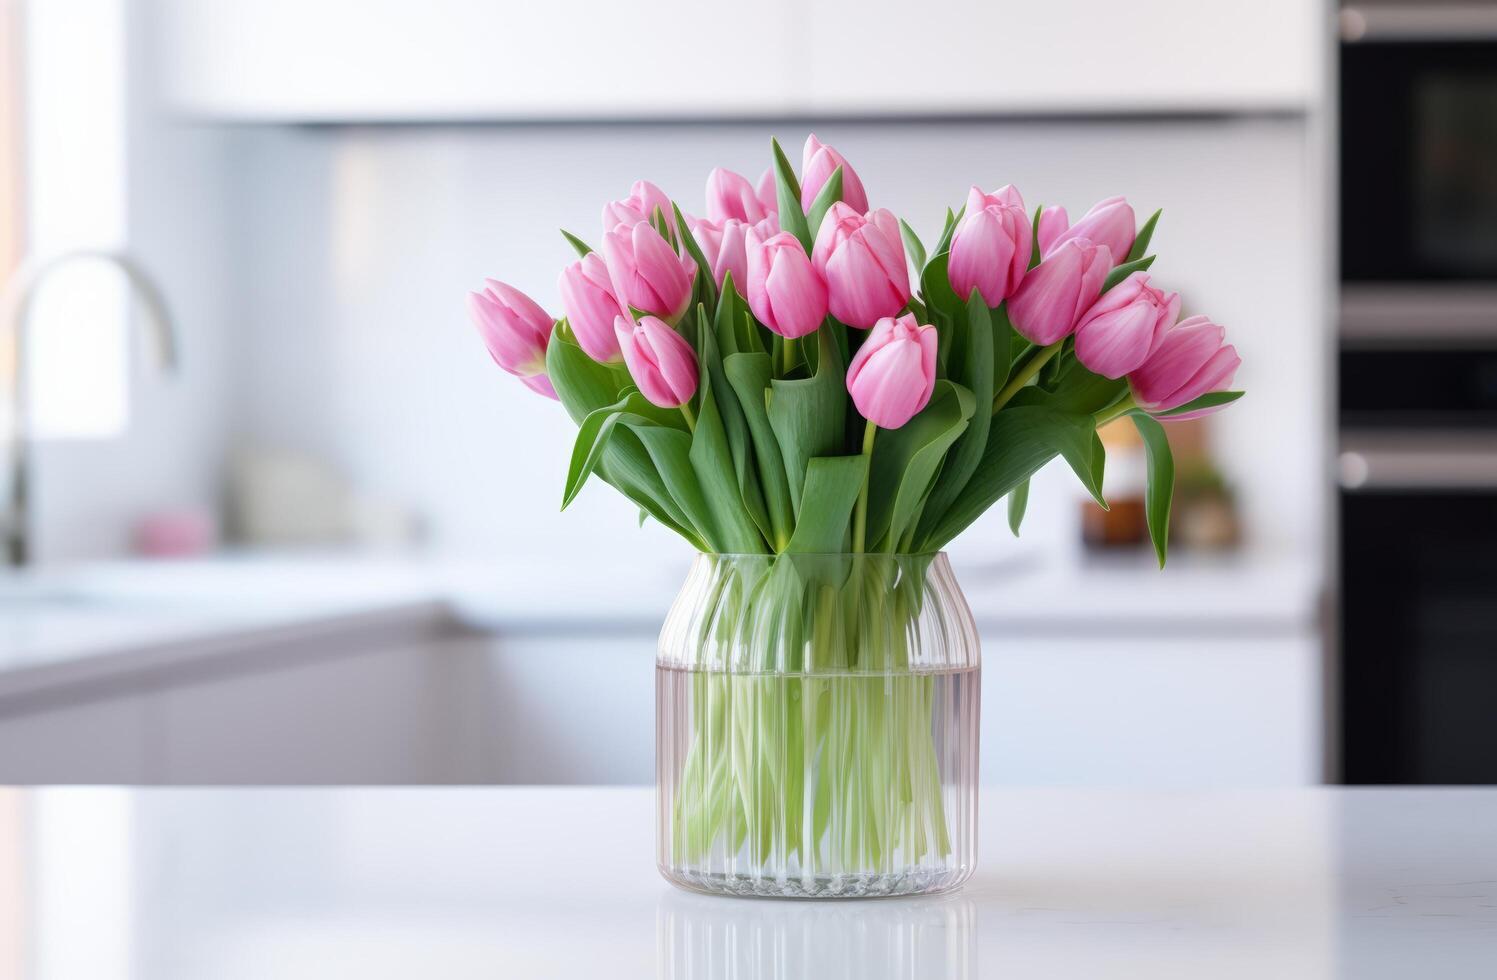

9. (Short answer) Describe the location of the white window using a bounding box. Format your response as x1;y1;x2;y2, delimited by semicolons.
17;0;128;439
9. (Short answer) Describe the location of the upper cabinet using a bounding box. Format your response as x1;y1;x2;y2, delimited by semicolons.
155;0;1322;122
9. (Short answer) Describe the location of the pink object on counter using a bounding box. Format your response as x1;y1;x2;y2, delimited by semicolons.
133;510;217;558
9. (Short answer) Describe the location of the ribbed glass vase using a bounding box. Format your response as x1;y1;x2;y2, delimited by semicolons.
656;552;980;899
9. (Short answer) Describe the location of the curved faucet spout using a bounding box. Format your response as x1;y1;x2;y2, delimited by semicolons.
1;249;181;566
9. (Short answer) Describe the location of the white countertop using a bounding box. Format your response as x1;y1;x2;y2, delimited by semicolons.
0;549;1319;704
16;786;1494;979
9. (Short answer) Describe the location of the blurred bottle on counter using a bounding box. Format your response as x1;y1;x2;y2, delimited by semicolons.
1081;417;1241;553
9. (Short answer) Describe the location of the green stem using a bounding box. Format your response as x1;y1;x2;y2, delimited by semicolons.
852;420;878;552
679;402;697;432
991;339;1064;414
1093;392;1137;427
782;335;797;376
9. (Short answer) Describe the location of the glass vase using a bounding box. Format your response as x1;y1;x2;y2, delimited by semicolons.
656;552;980;899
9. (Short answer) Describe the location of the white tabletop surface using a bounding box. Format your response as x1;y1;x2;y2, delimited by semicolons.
11;786;1493;979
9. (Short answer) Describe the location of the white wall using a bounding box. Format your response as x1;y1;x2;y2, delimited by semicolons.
225;120;1323;564
30;3;241;561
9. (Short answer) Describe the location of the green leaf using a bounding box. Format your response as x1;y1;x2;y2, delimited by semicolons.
1127;208;1161;263
546;328;704;546
865;381;974;550
1154;389;1245;417
650;205;675;248
690;307;768;553
724;352;795;551
805;165;843;241
1102;254;1156;293
920;406;1099;550
1060;427;1108;510
768;328;846;520
1029;205;1044;269
917;294;997;541
990;301;1016;395
1130;411;1175;567
770;137;812;252
562;388;682;510
1010;357;1128;415
546;321;627;425
932;205;964;256
673;202;717;312
785;455;868;554
625;425;719;549
899;219;927;273
919;252;963;322
560;229;593;258
1007;479;1029;536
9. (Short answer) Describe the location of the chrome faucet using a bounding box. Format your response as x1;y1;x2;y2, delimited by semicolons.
0;249;179;566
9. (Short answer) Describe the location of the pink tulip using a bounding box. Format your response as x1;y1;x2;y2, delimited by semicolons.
558;253;625;363
745;229;828;338
1007;238;1113;346
811;203;911;328
1130;314;1241;418
1037;205;1069;257
755;167;778;217
602;179;677;233
614;314;699;409
706;168;773;224
846;313;938;429
690;216;776;292
947;185;1032;306
1048;196;1135;264
601;221;696;325
1074;271;1180;379
467;280;557;399
801;134;869;214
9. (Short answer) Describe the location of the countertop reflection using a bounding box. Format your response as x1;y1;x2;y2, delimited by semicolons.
5;786;1494;979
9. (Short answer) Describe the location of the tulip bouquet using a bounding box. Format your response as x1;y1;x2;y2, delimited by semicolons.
469;136;1243;890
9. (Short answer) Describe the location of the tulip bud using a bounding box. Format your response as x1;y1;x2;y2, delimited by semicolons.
745;229;828;339
601;179;677;233
947;185;1032;306
690;216;775;293
810;203;911;328
558;253;625;363
614;314;699;409
467;280;558;399
1007;238;1113;346
755;167;778;218
601;222;696;325
1073;272;1180;379
706;167;773;224
845;313;938;429
1048;196;1135;264
1036;205;1069;257
1130;314;1241;418
801;134;869;214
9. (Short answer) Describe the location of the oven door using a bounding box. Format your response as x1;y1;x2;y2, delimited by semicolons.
1341;33;1497;285
1340;439;1497;783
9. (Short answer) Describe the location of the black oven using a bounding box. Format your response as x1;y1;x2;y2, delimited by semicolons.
1341;13;1497;286
1340;350;1497;784
1339;5;1497;783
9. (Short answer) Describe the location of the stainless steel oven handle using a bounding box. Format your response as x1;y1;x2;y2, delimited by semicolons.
1340;448;1497;491
1342;5;1497;41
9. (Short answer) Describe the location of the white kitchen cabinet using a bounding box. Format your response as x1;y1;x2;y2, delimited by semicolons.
805;0;1321;114
0;695;151;782
453;634;658;784
981;634;1321;785
154;0;797;121
152;642;457;783
153;0;1319;121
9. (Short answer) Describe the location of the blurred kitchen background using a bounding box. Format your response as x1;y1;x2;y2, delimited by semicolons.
0;0;1483;787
